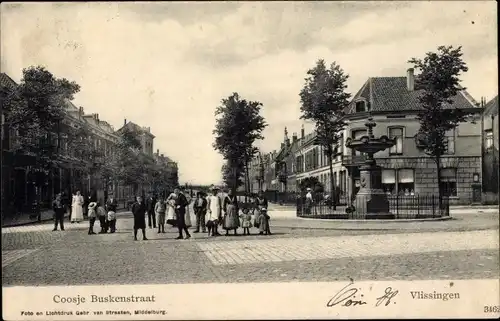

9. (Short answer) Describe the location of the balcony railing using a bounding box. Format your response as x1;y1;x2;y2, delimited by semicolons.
341;154;368;167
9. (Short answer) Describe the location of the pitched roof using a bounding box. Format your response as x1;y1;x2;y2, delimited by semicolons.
0;72;18;89
118;121;155;138
346;76;479;114
484;96;498;117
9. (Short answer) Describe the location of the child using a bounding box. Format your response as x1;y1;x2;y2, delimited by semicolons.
155;197;167;233
87;202;97;235
239;208;252;235
96;204;107;233
107;209;117;233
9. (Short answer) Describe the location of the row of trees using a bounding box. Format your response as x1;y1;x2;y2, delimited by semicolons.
2;66;177;201
299;45;472;206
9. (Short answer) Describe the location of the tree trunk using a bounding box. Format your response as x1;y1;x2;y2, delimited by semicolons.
244;158;250;203
328;153;336;210
232;165;237;195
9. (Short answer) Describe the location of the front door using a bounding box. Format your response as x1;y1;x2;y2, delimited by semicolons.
471;184;482;204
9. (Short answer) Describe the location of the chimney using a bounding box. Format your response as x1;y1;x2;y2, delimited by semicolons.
96;114;99;121
292;132;298;143
157;149;159;155
407;68;415;91
124;118;127;126
161;154;164;157
301;125;305;139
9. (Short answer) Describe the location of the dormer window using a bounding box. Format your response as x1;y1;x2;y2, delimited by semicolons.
355;99;370;113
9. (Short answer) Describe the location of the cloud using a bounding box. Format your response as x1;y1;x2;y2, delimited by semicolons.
1;2;497;184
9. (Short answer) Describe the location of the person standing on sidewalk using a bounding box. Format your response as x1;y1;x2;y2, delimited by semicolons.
52;193;66;231
87;201;97;235
106;196;118;233
255;191;271;235
223;189;240;236
71;191;84;223
146;193;157;229
132;196;148;241
174;188;191;240
155;195;167;233
97;201;108;234
193;192;207;233
206;186;222;237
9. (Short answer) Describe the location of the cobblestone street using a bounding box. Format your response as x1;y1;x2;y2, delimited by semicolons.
2;211;499;286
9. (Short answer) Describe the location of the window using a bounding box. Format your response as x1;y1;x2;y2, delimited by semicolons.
444;129;455;155
397;169;415;195
440;168;457;197
382;169;396;195
485;130;493;149
355;101;366;113
388;127;403;155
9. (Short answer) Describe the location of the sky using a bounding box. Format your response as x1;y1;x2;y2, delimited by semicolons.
1;1;497;185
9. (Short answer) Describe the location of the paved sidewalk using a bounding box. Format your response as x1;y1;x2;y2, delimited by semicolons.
198;229;499;265
1;210;61;227
268;203;499;211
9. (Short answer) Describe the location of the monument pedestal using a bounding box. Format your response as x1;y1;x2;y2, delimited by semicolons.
354;164;394;219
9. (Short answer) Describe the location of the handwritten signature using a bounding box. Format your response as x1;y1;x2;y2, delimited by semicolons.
326;282;398;308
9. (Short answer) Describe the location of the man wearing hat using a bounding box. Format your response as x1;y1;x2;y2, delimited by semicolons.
174;187;191;239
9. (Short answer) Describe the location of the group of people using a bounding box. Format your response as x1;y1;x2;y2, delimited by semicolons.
191;186;272;237
52;185;273;240
52;191;119;234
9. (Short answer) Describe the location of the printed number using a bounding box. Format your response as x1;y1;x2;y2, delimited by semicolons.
484;306;500;313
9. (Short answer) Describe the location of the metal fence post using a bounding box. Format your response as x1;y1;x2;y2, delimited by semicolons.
432;195;435;217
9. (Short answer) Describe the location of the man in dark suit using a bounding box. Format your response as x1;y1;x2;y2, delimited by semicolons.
146;193;157;229
132;196;148;241
174;188;191;239
52;193;66;231
193;191;207;233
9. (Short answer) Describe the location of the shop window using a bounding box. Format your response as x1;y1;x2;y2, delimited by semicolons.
398;169;415;195
388;127;404;155
382;169;396;195
440;168;457;197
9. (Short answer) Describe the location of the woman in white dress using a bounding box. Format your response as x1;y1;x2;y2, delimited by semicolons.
71;190;84;223
205;186;222;237
166;192;177;227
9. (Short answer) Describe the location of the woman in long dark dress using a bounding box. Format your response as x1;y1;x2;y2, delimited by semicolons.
132;196;148;241
223;189;240;236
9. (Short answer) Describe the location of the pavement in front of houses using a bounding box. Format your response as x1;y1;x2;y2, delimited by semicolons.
2;210;498;286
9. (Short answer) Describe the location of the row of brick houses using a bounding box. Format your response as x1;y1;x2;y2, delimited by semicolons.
1;72;178;216
246;68;498;205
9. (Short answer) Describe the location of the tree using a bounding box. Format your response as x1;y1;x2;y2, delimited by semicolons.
3;66;80;169
409;45;471;208
100;126;144;196
221;160;244;191
298;177;324;193
213;92;267;193
299;59;351;209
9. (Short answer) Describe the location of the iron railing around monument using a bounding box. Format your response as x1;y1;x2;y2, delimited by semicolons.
297;194;450;220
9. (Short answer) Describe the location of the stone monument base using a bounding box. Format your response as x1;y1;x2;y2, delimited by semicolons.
354;191;394;219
